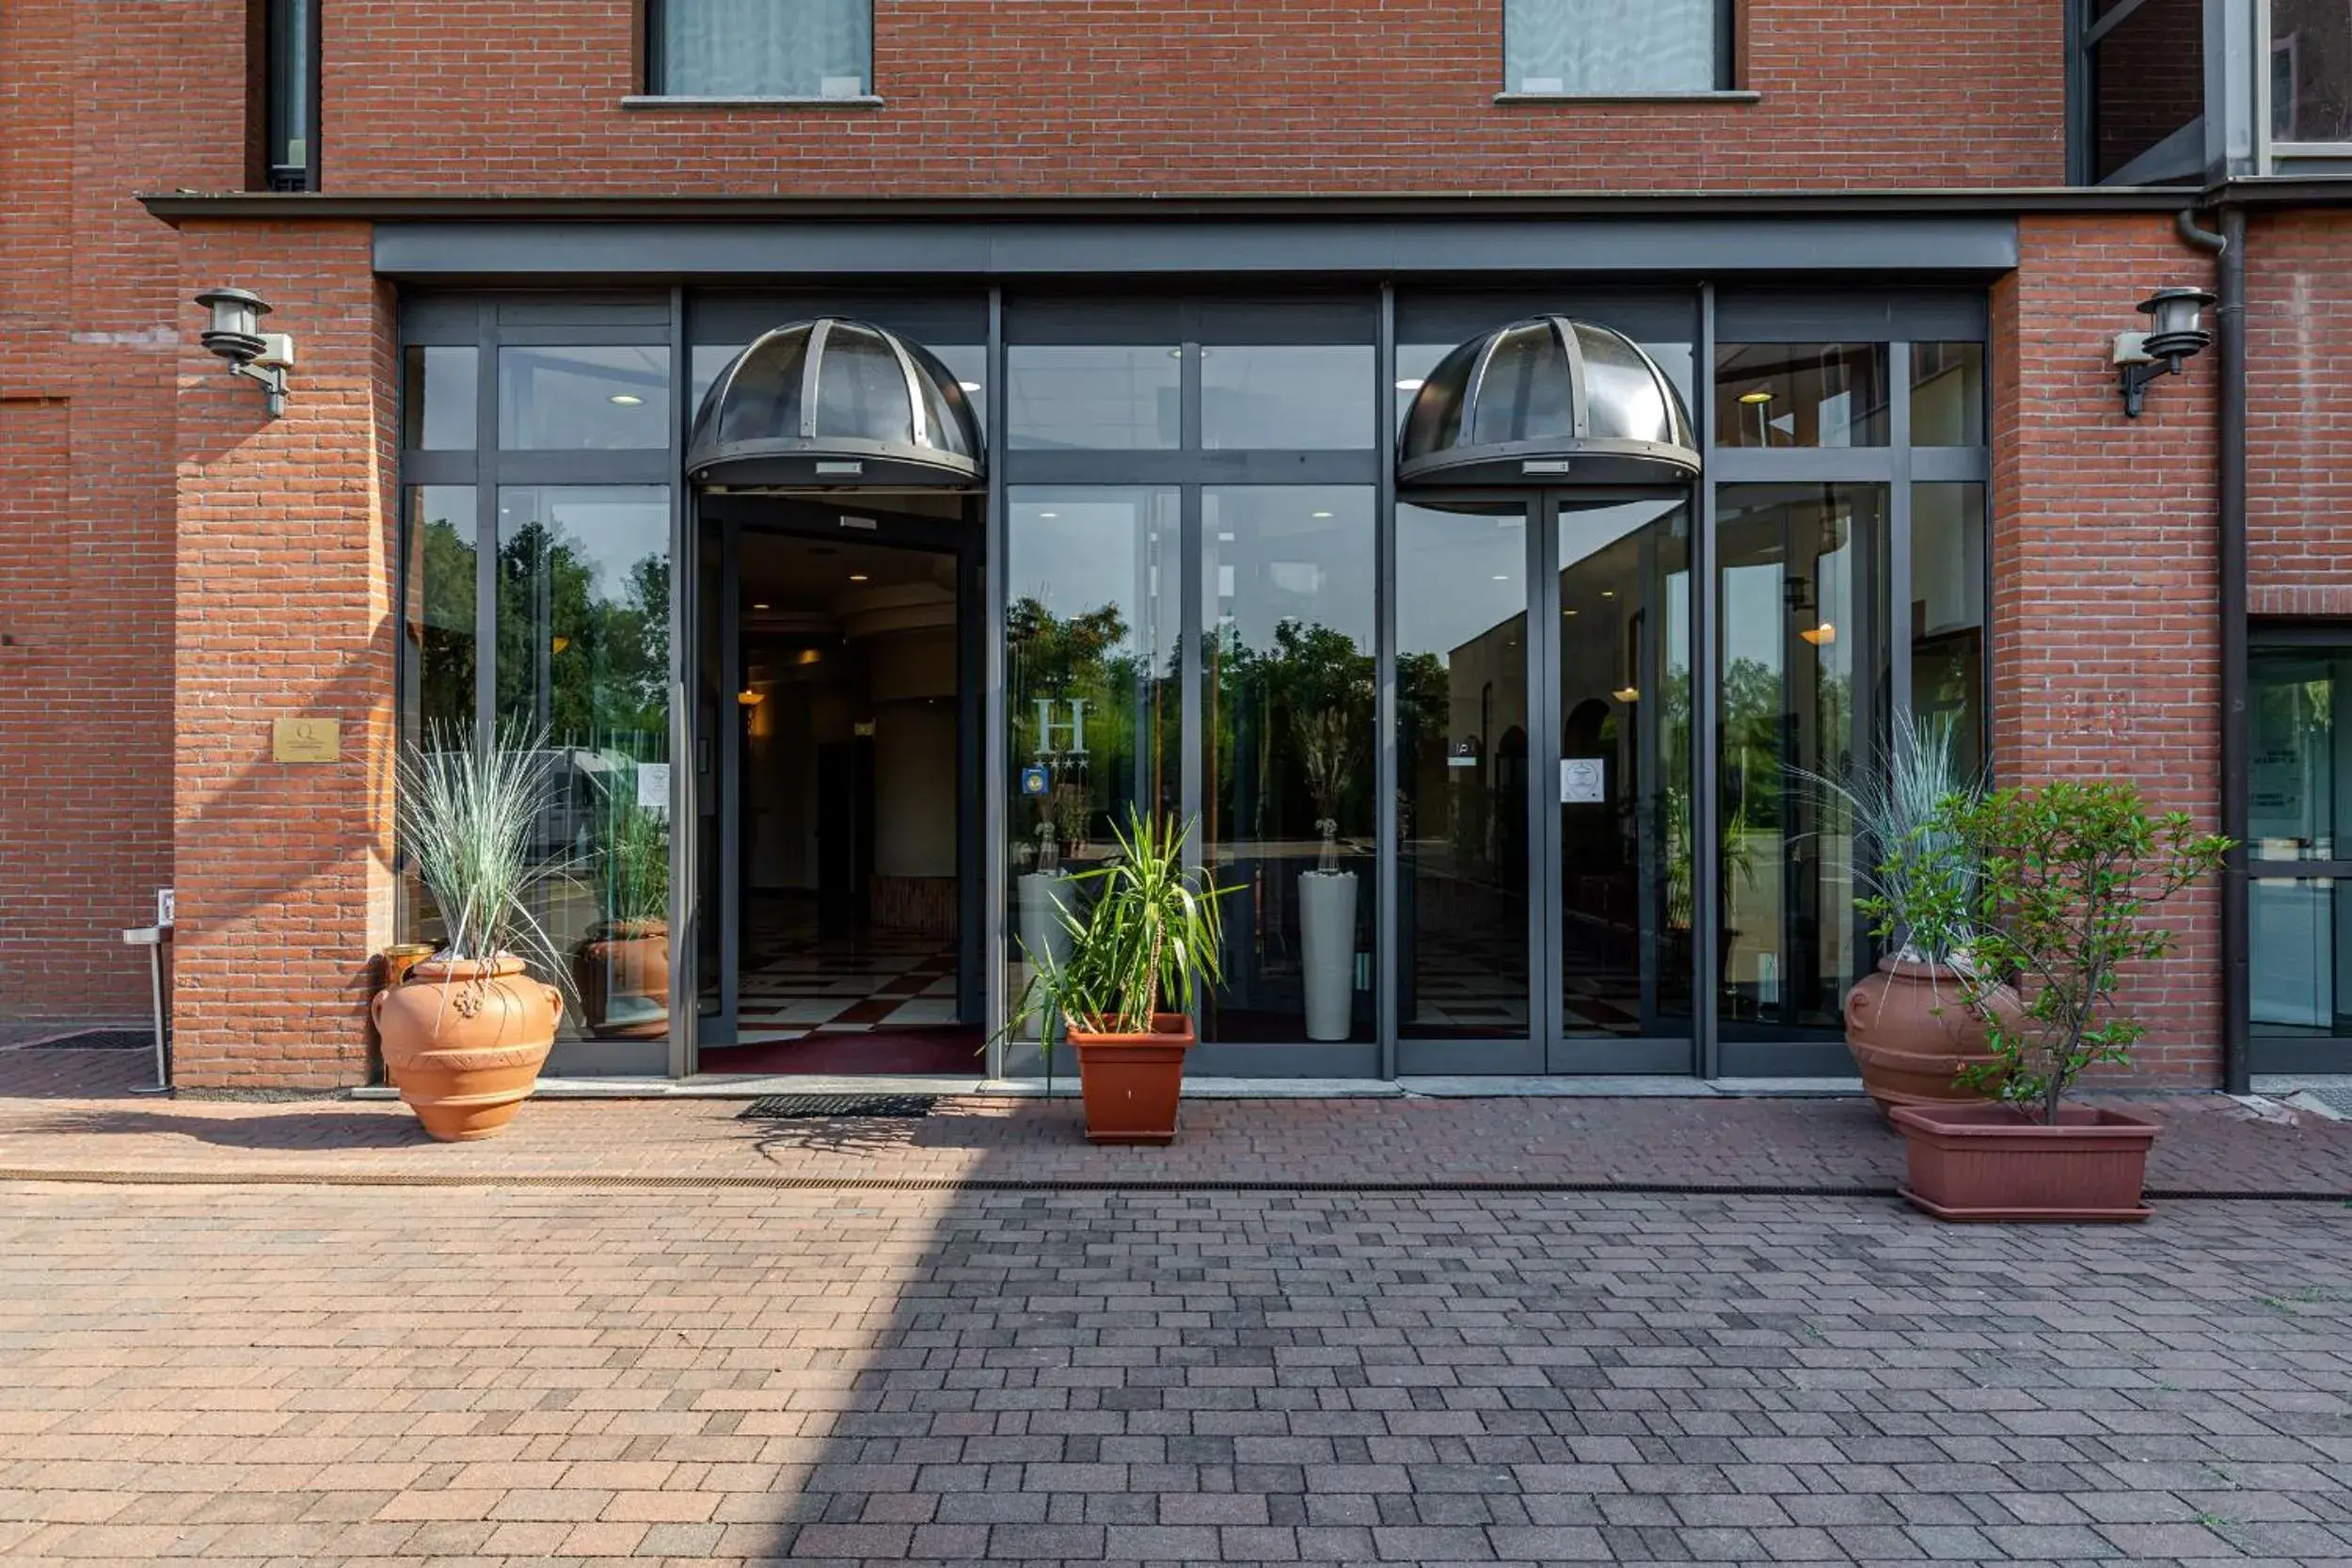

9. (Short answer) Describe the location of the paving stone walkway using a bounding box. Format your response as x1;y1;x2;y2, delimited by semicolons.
2;1062;2350;1196
4;1178;2351;1566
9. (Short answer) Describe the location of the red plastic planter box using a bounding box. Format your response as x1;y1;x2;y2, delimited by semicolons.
1889;1102;2161;1223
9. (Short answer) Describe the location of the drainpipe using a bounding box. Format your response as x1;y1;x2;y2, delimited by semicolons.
2177;203;2248;1095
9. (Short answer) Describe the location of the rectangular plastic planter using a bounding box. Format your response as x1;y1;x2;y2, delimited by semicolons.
1888;1102;2160;1223
1069;1013;1193;1145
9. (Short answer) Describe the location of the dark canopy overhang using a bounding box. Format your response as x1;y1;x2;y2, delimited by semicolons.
688;318;982;490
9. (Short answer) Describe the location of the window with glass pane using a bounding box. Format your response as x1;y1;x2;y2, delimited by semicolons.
1717;485;1890;1038
650;0;871;97
498;346;672;451
2251;878;2352;1036
2273;0;2352;142
1004;490;1180;1044
494;487;674;1055
2251;646;2352;861
1396;501;1532;1040
1200;488;1377;1045
402;347;477;450
1007;346;1181;450
1558;501;1692;1037
2086;0;2203;181
1910;484;1987;785
1909;343;1984;447
1714;343;1889;448
397;486;479;952
1200;346;1374;450
1503;0;1720;94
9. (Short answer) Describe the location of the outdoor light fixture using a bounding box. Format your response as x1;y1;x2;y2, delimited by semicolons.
2114;287;2216;418
193;288;293;418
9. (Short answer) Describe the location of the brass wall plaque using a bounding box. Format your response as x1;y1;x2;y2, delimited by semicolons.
273;717;341;763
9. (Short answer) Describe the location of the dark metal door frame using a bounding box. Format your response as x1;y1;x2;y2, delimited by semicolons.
689;492;985;1059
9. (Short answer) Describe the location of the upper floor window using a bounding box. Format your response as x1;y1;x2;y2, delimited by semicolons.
262;0;320;190
2080;0;2204;183
2271;0;2352;145
647;0;872;99
1503;0;1724;96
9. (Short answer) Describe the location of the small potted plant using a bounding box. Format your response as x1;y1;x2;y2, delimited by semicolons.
1801;711;2007;1119
574;789;671;1039
373;724;573;1142
1002;807;1227;1144
1884;779;2231;1221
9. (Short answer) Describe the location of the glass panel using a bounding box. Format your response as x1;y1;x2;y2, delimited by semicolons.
1397;501;1532;1040
696;512;723;1023
265;0;315;182
1909;342;1984;447
1714;343;1889;448
2273;0;2352;142
2251;646;2352;861
657;0;871;97
1717;484;1891;1039
2090;0;2203;181
402;346;477;450
1004;488;1181;1044
1576;327;1675;443
1200;488;1378;1045
1503;0;1717;94
1558;500;1692;1037
396;485;479;953
808;322;914;446
1200;346;1375;451
1467;322;1575;447
1007;345;1181;450
2252;878;2352;1036
494;486;675;1062
499;346;672;451
691;343;746;416
1910;484;1987;784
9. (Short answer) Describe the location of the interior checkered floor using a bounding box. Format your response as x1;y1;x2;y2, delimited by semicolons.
732;898;960;1045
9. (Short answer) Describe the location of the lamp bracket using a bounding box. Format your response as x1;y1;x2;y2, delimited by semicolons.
2119;355;2180;420
230;359;289;419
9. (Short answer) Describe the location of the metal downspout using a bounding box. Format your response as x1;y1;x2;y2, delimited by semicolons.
2178;204;2247;1094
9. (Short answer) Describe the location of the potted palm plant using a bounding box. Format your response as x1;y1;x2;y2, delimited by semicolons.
373;724;572;1142
1003;808;1227;1144
1797;711;2006;1119
1884;779;2231;1221
1276;622;1373;1042
574;787;671;1040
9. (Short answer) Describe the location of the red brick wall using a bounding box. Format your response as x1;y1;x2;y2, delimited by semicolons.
324;0;2065;195
2247;209;2352;619
170;222;396;1090
1991;213;2224;1085
0;0;246;1018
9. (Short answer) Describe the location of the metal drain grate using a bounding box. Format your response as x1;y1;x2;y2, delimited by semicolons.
739;1094;936;1120
27;1029;153;1052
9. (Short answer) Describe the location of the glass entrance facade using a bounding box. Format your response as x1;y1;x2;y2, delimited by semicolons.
394;284;1989;1081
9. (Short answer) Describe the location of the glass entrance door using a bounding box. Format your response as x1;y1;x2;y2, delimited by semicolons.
1395;491;1693;1075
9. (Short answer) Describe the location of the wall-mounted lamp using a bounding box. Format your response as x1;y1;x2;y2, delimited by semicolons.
2114;286;2215;419
194;288;294;418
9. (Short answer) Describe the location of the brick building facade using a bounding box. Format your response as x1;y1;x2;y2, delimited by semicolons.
2;0;2346;1092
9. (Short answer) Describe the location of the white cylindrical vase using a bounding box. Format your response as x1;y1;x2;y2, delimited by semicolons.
1297;869;1359;1042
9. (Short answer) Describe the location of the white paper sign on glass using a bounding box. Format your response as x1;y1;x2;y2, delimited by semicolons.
1561;757;1605;804
636;763;672;814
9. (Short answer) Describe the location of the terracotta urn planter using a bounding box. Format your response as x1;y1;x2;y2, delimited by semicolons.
1843;956;2010;1120
1889;1101;2160;1222
373;955;562;1142
573;920;671;1039
1067;1012;1193;1145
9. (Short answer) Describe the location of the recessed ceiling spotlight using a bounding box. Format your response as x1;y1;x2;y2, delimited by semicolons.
609;393;644;406
958;380;982;392
1311;510;1333;519
1492;574;1509;582
849;573;869;582
1395;378;1425;392
1738;389;1774;405
752;601;771;610
1038;512;1058;519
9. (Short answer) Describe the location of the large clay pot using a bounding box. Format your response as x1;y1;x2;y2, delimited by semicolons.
373;956;561;1142
1068;1012;1192;1145
574;921;671;1039
1297;869;1359;1042
1844;956;2010;1120
1891;1102;2160;1223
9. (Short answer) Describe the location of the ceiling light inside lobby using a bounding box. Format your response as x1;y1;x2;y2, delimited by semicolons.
1738;389;1773;404
609;393;644;405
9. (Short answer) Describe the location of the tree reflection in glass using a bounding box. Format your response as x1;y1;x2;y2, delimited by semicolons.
493;486;674;1053
1201;487;1377;1045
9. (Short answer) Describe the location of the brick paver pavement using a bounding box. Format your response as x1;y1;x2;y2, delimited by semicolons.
4;1178;2351;1567
1;1067;2349;1196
